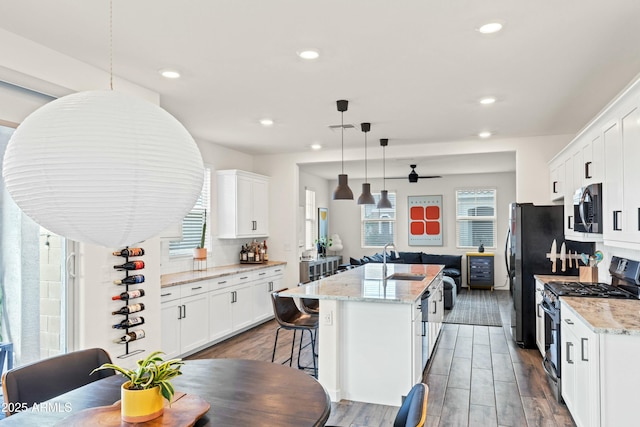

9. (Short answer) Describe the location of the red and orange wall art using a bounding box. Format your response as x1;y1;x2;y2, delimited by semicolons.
408;195;443;246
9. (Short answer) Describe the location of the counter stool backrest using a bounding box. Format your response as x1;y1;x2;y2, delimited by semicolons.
1;347;115;416
393;383;429;427
271;288;307;327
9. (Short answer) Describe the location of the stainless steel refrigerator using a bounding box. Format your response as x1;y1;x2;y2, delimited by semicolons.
505;203;592;348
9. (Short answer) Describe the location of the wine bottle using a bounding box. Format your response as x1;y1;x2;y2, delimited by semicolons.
242;245;248;261
112;316;145;329
113;274;145;285
113;261;145;270
112;303;145;315
112;289;145;301
112;248;145;257
114;329;145;343
263;240;269;261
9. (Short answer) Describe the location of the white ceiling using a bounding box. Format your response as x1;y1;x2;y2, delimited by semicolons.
2;1;640;180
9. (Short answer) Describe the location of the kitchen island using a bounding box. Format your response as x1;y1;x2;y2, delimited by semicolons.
280;263;443;406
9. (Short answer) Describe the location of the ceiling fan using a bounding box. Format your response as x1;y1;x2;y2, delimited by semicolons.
389;164;441;183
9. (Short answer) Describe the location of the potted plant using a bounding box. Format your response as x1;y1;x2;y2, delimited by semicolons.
193;209;207;260
92;350;184;422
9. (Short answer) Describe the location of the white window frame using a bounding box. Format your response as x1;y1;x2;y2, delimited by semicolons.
305;188;316;250
455;188;497;249
169;167;211;256
361;192;396;248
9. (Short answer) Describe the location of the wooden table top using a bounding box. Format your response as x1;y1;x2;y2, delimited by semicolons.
0;358;331;427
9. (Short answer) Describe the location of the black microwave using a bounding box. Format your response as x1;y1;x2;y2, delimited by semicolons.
573;183;602;233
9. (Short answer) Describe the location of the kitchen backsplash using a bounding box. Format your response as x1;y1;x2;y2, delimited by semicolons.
160;237;254;275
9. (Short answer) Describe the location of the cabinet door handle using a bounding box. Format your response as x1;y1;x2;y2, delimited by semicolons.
581;338;589;361
564;318;574;325
537;303;542;318
218;280;227;284
567;215;573;229
240;276;248;280
191;286;202;290
259;272;266;276
182;304;187;318
638;208;640;231
584;161;592;179
553;181;558;194
566;342;574;364
178;305;183;320
161;292;171;297
613;210;622;231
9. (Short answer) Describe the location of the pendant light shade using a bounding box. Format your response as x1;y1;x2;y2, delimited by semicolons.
2;90;204;247
332;99;353;200
357;122;375;205
377;138;392;209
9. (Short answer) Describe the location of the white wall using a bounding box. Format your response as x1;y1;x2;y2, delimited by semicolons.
328;172;515;290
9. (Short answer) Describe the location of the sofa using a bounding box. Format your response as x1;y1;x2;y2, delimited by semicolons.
349;251;462;309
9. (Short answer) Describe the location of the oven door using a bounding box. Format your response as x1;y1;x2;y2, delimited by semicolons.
540;298;562;402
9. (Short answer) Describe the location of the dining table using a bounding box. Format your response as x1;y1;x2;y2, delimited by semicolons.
0;358;331;426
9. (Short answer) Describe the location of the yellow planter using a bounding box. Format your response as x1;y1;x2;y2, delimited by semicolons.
121;381;165;423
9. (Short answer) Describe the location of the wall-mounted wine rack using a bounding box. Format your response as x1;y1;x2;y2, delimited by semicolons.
112;247;146;359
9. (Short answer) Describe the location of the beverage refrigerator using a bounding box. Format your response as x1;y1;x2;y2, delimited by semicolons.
505;203;593;348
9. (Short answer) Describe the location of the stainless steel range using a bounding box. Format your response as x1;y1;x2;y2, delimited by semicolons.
540;256;640;402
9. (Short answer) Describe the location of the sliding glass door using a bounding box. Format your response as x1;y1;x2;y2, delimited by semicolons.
1;124;74;370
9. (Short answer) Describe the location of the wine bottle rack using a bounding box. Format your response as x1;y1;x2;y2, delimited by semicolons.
113;247;146;359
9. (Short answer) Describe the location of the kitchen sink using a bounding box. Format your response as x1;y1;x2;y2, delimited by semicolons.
385;273;426;281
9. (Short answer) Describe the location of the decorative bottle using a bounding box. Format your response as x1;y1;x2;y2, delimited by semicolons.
112;316;145;329
112;289;145;301
113;274;145;285
112;303;145;315
113;261;145;270
112;248;145;257
114;329;145;343
263;240;269;261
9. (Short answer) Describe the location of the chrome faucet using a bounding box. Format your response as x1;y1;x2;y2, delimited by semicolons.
383;242;399;278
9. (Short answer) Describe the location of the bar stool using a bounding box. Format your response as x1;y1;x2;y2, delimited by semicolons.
297;283;320;315
271;289;319;377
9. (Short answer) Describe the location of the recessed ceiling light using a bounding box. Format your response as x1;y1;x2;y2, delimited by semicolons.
298;50;320;60
259;118;274;127
311;143;322;150
159;69;181;79
478;22;503;34
479;97;496;105
478;131;492;138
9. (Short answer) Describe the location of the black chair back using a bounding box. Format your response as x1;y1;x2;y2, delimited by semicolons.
2;347;114;416
393;383;429;427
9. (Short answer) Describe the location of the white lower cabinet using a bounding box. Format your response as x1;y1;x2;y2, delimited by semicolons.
252;267;283;322
535;279;546;357
160;283;209;359
427;275;444;358
163;266;283;359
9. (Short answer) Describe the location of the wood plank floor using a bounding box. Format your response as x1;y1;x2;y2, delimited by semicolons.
188;290;576;427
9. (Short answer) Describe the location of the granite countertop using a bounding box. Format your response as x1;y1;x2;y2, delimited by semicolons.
161;261;287;288
561;296;640;335
279;263;443;304
534;274;579;284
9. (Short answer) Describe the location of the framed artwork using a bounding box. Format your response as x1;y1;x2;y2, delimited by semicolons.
408;195;443;246
318;207;328;242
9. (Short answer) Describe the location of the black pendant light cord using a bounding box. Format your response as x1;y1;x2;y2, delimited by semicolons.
341;110;345;174
364;130;368;181
382;143;386;190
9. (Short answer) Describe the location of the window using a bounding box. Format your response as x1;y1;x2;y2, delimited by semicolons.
361;192;396;247
169;168;211;255
456;189;496;248
305;189;316;250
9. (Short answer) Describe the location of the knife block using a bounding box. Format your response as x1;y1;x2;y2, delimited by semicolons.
579;266;598;283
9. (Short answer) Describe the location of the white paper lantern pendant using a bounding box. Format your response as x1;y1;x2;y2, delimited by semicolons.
2;90;204;247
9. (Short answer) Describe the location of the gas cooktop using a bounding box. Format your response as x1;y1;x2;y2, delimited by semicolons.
545;281;637;299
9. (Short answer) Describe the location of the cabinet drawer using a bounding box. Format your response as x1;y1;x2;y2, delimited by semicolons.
210;276;237;290
160;286;181;303
181;281;210;297
236;271;258;285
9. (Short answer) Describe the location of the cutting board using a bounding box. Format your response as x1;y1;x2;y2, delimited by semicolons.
57;392;210;427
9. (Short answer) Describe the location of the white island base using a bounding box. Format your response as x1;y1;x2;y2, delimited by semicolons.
318;298;422;406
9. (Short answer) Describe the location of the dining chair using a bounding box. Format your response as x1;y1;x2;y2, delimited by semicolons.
271;288;319;377
1;347;115;416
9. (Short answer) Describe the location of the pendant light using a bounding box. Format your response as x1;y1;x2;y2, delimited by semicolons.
1;1;204;247
377;138;393;209
332;99;353;200
357;122;375;205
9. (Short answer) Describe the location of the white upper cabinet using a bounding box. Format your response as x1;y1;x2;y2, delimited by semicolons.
217;170;269;239
549;157;564;201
